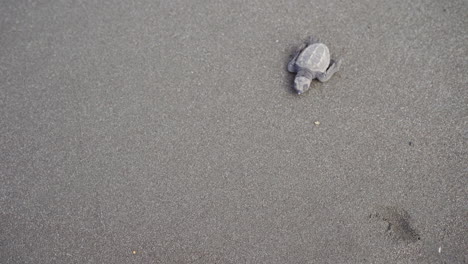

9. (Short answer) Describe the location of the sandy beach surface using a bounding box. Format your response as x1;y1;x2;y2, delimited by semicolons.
1;0;467;263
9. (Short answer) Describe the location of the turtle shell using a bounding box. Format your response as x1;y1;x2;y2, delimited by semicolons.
295;43;330;73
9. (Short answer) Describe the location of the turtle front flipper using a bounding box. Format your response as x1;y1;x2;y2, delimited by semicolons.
317;59;342;82
287;43;307;73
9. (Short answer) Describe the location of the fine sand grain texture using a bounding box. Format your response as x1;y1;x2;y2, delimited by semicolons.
1;0;467;263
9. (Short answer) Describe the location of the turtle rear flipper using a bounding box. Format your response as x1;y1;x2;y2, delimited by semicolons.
306;36;320;45
287;43;307;73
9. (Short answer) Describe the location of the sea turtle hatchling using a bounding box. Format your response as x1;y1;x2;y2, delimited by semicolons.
288;36;342;94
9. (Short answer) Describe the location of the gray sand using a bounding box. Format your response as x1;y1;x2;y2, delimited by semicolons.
1;0;467;263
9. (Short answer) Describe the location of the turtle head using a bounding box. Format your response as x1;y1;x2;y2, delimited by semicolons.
294;76;312;95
